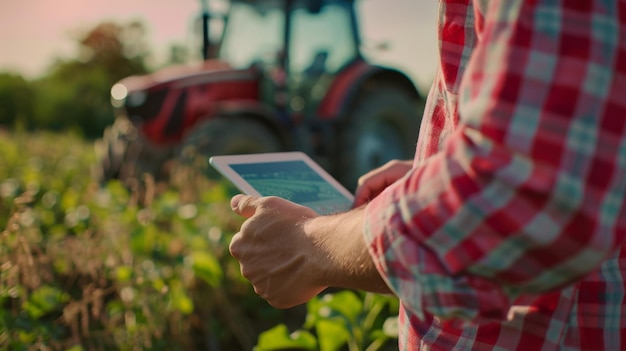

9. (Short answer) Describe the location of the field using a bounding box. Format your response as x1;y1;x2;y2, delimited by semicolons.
0;131;399;351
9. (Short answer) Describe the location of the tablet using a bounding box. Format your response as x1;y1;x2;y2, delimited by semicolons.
209;152;354;215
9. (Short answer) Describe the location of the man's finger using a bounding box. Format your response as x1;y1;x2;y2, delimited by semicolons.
353;188;371;208
231;194;259;218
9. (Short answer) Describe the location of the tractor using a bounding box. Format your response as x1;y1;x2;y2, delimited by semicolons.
96;0;424;191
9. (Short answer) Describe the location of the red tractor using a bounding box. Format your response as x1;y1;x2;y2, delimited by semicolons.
96;0;424;191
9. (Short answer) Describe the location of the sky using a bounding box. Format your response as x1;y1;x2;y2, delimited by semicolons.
0;0;438;92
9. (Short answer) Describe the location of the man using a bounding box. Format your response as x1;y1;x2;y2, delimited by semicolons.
229;0;626;349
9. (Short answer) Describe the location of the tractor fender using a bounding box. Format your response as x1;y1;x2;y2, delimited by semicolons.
317;60;422;121
211;100;292;150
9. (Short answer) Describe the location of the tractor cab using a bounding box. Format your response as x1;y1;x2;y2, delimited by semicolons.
217;0;361;119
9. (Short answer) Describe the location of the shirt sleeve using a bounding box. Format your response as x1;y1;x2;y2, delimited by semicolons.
363;0;626;324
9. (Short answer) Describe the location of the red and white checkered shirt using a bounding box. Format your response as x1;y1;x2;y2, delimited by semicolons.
364;0;626;350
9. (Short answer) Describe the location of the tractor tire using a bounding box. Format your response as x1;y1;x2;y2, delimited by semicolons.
94;116;172;185
177;117;284;177
336;85;423;191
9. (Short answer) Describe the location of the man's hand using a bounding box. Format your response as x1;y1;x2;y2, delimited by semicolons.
229;194;391;309
354;160;413;207
229;195;324;308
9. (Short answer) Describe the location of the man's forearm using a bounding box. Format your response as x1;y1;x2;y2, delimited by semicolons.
305;207;392;294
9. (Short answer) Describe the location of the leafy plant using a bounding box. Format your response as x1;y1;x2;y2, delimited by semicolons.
256;291;399;351
0;131;399;350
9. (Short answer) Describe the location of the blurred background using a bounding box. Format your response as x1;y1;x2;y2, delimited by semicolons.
0;0;437;138
1;0;437;84
0;1;439;350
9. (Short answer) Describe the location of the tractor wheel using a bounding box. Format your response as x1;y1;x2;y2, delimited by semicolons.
336;85;423;191
177;117;284;177
93;116;171;185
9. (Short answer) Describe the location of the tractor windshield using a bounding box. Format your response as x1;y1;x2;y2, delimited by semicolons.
289;0;357;74
218;1;285;68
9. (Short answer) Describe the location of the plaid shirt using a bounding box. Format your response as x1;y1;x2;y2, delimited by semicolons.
364;0;626;350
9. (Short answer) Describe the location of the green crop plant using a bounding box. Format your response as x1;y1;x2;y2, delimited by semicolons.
0;131;398;351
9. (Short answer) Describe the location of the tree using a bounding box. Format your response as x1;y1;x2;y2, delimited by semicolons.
167;44;191;66
77;20;150;82
32;20;152;138
0;73;35;129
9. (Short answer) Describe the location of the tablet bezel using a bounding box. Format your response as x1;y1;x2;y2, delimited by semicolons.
209;151;354;203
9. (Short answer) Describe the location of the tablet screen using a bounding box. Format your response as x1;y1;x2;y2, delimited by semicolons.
210;152;354;215
229;160;352;215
